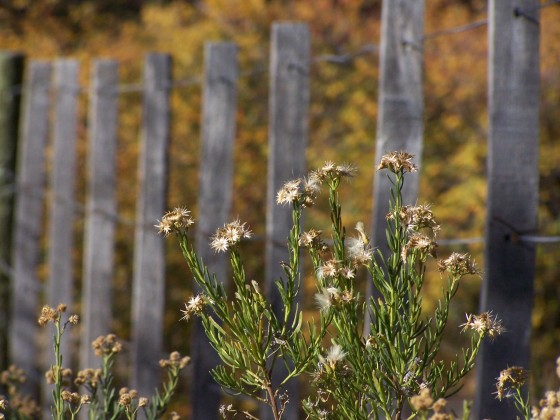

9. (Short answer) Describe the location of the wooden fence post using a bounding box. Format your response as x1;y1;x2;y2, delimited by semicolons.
192;42;238;419
46;59;80;350
9;61;52;397
474;1;540;418
366;0;425;331
264;22;310;420
0;51;24;371
131;53;171;396
80;60;119;372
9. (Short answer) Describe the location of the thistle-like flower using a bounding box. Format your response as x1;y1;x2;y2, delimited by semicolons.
347;224;373;266
460;311;505;340
495;366;528;400
156;207;194;237
377;151;417;173
402;233;437;261
210;219;252;252
92;334;123;357
318;344;347;371
180;295;206;321
438;252;479;277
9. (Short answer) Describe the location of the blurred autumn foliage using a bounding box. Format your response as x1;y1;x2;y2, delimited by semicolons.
1;0;559;412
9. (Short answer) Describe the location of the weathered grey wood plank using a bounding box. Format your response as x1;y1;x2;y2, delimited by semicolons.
0;51;24;371
264;22;310;420
9;61;52;397
192;42;238;420
474;1;540;418
131;53;171;396
366;0;424;330
47;59;79;348
80;60;118;372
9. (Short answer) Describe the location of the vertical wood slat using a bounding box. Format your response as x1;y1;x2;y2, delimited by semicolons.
264;22;310;420
80;60;118;372
366;0;425;330
131;53;171;396
0;52;24;371
9;61;52;397
47;59;80;347
43;59;80;412
192;43;238;420
474;1;540;418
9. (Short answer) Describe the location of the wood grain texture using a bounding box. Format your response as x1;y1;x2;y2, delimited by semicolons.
264;22;310;420
474;1;540;418
80;60;118;373
192;42;238;420
131;53;171;395
10;61;51;397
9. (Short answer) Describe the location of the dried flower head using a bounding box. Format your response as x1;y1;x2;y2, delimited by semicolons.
138;397;149;407
211;219;252;252
460;312;505;340
495;366;528;400
438;253;479;277
318;344;347;370
75;368;102;387
298;229;324;249
159;351;191;369
347;224;374;267
314;287;354;312
314;161;357;182
410;387;434;411
402;234;437;261
118;393;132;407
276;175;322;207
180;295;206;321
377;151;417;174
38;305;59;326
156;207;194;237
1;365;26;385
170;412;181;420
92;334;123;357
68;314;80;325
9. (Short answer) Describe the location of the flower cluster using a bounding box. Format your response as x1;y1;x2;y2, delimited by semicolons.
402;233;438;262
318;344;347;372
298;229;326;250
460;312;505;340
276;176;321;207
118;388;149;409
495;366;528;400
312;161;357;182
210;219;252;252
346;222;374;266
438;252;480;277
314;287;355;312
159;351;191;370
45;365;73;385
376;151;417;173
156;207;194;237
74;368;102;388
92;334;123;357
180;295;206;321
530;356;560;419
390;204;440;235
316;260;355;281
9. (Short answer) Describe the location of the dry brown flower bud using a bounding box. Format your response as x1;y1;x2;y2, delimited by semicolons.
156;207;194;237
410;387;433;411
495;366;528;401
81;394;91;405
170;412;181;420
377;151;417;174
38;305;59;326
129;389;138;399
119;387;129;396
68;314;79;325
118;393;132;407
138;397;149;407
460;312;505;340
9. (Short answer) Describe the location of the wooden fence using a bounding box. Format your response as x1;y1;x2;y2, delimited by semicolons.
0;1;546;418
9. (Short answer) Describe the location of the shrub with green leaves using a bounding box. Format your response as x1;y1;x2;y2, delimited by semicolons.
159;152;503;419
